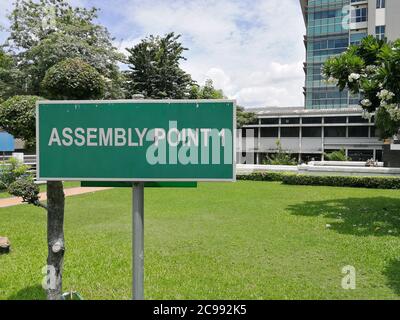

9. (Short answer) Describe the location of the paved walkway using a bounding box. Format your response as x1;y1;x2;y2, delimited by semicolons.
0;187;111;208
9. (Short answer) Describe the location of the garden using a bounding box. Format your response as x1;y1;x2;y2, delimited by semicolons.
1;181;400;300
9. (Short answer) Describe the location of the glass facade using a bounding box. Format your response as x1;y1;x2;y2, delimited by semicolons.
304;0;351;109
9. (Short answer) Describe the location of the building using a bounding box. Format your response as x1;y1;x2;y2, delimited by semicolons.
235;1;400;165
239;106;383;164
300;0;400;109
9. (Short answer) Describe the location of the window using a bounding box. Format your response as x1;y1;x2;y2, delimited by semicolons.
348;116;369;123
261;118;279;125
348;126;369;137
350;32;367;45
302;117;322;124
281;118;300;125
351;8;368;23
348;150;374;161
242;128;259;138
324;116;347;124
376;150;383;162
310;88;349;107
325;127;346;137
313;9;338;20
312;37;349;57
376;25;386;40
281;128;299;138
311;64;324;81
261;127;278;138
376;0;386;9
302;127;322;138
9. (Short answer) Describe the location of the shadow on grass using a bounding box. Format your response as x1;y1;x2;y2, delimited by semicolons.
384;259;400;295
287;197;400;237
7;285;46;300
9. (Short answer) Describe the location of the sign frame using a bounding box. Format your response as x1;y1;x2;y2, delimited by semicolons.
36;99;237;182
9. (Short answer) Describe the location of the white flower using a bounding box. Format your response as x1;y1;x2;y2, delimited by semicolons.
377;89;395;101
326;224;332;229
361;110;373;120
324;76;338;85
348;73;361;83
361;99;372;107
365;65;378;73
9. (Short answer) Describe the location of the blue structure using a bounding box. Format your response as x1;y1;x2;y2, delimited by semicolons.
0;132;15;152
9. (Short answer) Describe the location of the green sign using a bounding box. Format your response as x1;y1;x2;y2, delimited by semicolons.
37;100;236;182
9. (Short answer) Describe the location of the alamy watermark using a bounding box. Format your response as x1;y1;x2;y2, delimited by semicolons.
341;265;356;290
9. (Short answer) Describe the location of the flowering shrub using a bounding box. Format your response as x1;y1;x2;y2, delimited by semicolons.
323;36;400;139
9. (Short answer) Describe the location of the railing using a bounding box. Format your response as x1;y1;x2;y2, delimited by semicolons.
0;154;37;179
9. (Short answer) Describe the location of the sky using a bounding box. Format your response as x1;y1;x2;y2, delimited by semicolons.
0;0;306;108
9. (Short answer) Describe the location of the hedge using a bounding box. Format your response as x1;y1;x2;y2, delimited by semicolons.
237;172;400;189
237;171;292;182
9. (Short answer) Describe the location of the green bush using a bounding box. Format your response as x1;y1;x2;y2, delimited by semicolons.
41;58;105;100
0;158;31;190
282;174;400;190
324;149;351;161
0;95;41;147
237;171;295;182
7;178;40;205
237;172;400;190
263;140;298;166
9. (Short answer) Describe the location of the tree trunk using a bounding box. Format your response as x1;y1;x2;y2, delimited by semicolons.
46;181;65;300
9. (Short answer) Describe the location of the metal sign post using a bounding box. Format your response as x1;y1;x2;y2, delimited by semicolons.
133;182;144;300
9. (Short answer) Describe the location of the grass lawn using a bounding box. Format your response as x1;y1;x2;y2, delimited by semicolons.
0;182;81;199
0;181;400;300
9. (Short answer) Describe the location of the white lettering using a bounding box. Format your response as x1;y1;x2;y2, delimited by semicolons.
61;128;73;147
114;128;126;147
154;129;166;147
48;128;61;146
136;128;148;147
74;128;85;147
87;128;98;147
99;128;113;146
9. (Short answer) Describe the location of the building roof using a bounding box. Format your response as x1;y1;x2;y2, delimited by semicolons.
246;106;364;117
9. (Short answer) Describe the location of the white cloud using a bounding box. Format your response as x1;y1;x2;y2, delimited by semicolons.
113;0;306;107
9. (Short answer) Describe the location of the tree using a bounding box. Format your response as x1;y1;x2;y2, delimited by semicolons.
40;58;105;300
0;49;21;103
42;58;105;100
0;95;40;149
188;80;256;128
190;79;225;99
126;32;195;99
237;106;257;128
0;0;123;300
323;36;400;139
4;0;125;99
